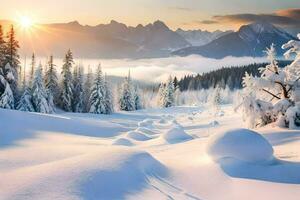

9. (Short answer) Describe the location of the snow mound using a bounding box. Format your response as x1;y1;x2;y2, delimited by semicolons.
209;120;220;127
162;126;193;144
112;138;135;146
171;119;179;125
188;116;194;120
162;114;174;120
138;119;154;128
207;129;274;163
126;131;152;141
136;127;158;135
158;118;168;124
81;151;168;199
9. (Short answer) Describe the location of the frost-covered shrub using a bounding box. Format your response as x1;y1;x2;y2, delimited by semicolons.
241;35;300;129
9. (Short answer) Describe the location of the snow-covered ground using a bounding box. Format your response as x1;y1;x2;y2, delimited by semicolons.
1;105;300;200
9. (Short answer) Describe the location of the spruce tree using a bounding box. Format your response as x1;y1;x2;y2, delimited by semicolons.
4;25;20;95
84;65;93;112
89;64;107;114
0;75;14;109
133;85;142;110
0;25;6;69
104;74;114;114
45;55;59;105
60;49;74;111
73;65;84;113
17;86;34;112
29;53;36;87
32;64;52;113
163;76;175;108
157;83;166;107
119;71;135;111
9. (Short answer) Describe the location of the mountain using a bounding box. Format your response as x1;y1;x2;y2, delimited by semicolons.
176;29;233;46
172;22;297;59
1;20;191;59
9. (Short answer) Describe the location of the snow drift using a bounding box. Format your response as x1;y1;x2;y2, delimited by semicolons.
207;129;274;163
162;125;193;144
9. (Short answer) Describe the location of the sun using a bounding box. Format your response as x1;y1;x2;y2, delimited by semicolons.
18;15;34;29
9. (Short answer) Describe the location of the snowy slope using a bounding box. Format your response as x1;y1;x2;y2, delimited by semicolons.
0;105;300;200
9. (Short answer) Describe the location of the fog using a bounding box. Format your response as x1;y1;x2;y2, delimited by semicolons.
24;55;267;82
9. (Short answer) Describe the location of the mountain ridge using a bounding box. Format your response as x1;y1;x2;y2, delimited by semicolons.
172;21;297;59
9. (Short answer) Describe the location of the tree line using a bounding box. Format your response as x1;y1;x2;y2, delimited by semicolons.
177;61;291;91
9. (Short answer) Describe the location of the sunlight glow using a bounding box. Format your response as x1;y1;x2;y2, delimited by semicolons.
18;15;34;29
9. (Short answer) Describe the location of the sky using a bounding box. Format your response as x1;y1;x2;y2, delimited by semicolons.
1;0;299;31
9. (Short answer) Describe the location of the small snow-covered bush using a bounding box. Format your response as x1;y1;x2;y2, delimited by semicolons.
241;35;300;129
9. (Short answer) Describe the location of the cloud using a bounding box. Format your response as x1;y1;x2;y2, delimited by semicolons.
168;6;193;11
202;8;300;27
196;20;218;24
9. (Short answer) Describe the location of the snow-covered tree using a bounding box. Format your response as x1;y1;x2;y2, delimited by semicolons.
32;64;53;113
0;74;14;109
17;86;34;112
45;55;59;105
4;25;20;95
241;40;300;129
0;25;6;69
210;85;221;113
133;85;142;110
60;49;74;111
104;74;114;114
73;65;84;113
29;53;36;87
163;76;175;108
89;64;107;114
174;85;181;106
84;65;93;112
157;83;166;107
119;71;135;111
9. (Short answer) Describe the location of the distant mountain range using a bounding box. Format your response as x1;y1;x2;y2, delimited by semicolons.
176;29;233;46
0;20;297;59
172;22;297;59
1;20;190;58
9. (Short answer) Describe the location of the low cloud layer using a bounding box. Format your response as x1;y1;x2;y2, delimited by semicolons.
49;55;266;83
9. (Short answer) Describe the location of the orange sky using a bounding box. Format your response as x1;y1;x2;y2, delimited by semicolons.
0;0;299;31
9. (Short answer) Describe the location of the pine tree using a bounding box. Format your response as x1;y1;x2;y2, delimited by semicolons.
73;64;84;113
60;49;74;111
133;85;142;110
104;74;114;114
4;25;20;95
0;25;6;69
17;86;34;112
32;64;52;113
0;74;14;109
119;71;135;111
174;85;181;106
157;83;166;107
89;64;107;114
163;76;175;108
84;65;93;112
45;55;59;106
29;53;36;87
210;85;221;114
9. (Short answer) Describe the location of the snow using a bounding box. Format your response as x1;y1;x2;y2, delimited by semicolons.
126;130;152;141
161;125;194;144
207;128;274;163
112;138;135;146
1;105;300;199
